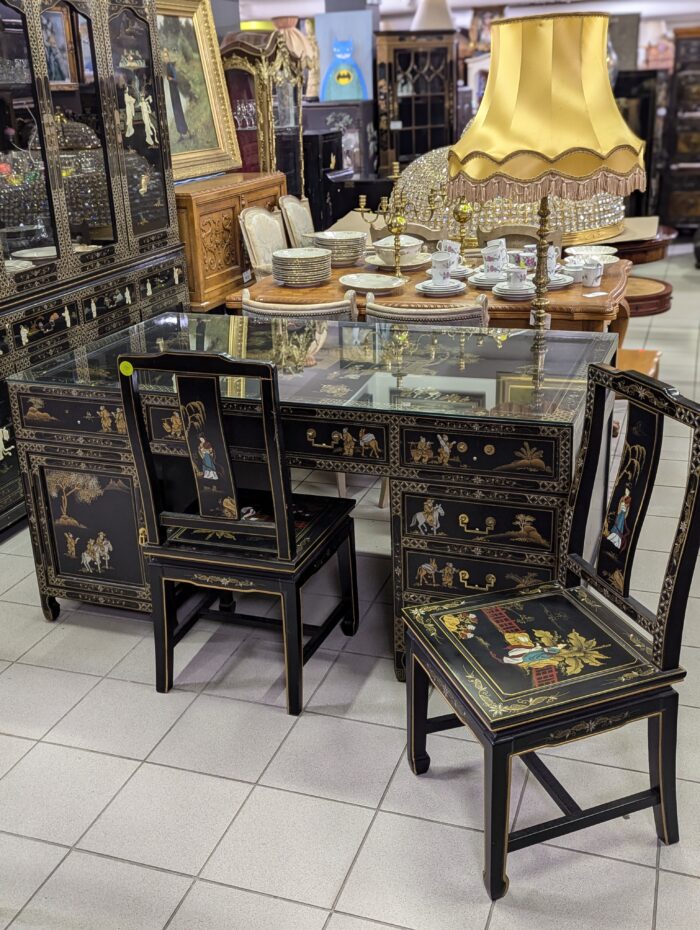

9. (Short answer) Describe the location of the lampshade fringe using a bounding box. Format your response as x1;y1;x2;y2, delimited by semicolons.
447;166;646;204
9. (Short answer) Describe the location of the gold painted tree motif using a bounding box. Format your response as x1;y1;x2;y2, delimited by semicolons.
532;628;609;677
181;400;206;437
46;472;104;526
496;442;549;473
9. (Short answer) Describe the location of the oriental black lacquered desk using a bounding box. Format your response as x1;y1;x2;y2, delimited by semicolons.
8;314;616;679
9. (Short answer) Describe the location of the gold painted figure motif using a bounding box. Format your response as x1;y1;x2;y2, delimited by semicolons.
162;410;184;439
410;499;445;535
97;405;114;432
114;408;127;434
198;435;218;480
64;532;79;558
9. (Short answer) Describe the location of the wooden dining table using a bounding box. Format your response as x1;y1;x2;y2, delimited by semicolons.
226;259;632;338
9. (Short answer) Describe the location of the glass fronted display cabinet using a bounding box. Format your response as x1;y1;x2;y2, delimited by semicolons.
0;0;186;533
221;30;304;197
375;30;458;176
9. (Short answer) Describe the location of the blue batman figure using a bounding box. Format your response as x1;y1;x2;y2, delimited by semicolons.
321;39;368;101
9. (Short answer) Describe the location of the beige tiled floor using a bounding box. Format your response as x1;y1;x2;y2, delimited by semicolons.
1;248;700;928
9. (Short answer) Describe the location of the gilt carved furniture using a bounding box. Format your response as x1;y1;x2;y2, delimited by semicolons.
220;30;305;199
241;288;357;322
364;293;489;326
174;171;287;311
8;314;616;679
118;349;358;714
404;364;699;898
0;0;187;533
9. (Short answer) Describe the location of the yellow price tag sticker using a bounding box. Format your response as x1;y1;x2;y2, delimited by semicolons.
119;360;134;376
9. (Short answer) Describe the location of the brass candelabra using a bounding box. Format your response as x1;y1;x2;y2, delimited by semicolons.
357;161;458;278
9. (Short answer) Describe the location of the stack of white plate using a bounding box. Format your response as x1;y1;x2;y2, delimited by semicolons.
313;230;366;267
271;247;332;287
547;273;575;290
492;281;536;301
415;278;467;297
467;269;507;289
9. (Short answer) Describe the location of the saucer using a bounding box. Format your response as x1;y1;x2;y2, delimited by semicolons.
338;272;404;295
416;279;466;296
428;264;471;279
468;271;507;288
492;282;536;301
547;273;575;290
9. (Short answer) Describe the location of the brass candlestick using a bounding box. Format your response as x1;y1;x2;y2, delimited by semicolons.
453;200;472;266
530;198;552;332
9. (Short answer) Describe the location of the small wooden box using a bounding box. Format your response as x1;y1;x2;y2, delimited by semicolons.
176;171;287;311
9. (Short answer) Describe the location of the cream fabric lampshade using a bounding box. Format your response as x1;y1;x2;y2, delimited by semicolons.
448;13;646;202
411;0;455;32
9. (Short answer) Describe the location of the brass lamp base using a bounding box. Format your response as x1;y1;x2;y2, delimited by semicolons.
530;194;552;332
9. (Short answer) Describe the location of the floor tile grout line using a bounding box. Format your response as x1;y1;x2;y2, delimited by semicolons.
4;843;72;929
325;747;408;922
650;842;661;930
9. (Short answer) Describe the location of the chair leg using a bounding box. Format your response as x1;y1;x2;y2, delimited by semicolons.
484;743;511;901
336;473;347;498
338;530;359;636
406;641;431;775
151;570;176;693
280;584;303;715
648;692;680;845
378;477;390;509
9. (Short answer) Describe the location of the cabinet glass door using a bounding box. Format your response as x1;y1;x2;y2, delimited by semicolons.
39;2;117;252
225;67;261;172
109;6;168;235
0;1;58;275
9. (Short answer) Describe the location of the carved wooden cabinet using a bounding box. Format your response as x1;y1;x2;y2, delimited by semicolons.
175;171;287;311
0;0;186;533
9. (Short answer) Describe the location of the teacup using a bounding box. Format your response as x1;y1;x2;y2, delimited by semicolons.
517;250;537;272
581;259;603;287
481;245;505;275
437;240;460;265
564;260;584;283
487;237;508;263
431;251;453;285
506;264;529;289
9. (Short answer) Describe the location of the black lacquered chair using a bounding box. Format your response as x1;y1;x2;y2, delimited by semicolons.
118;350;359;714
404;363;700;898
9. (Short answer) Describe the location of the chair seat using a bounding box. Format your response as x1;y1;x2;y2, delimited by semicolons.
148;492;354;570
404;583;685;731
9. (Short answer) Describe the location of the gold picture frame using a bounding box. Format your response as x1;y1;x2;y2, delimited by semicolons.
41;3;79;90
156;0;240;181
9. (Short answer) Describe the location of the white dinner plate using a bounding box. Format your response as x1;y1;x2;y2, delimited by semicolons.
547;273;575;290
12;246;57;261
565;245;618;256
415;279;466;296
338;273;404;294
4;258;33;274
468;271;507;288
492;282;536;301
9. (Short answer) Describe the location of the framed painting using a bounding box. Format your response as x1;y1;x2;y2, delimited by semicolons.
156;0;240;180
41;4;79;90
75;12;95;85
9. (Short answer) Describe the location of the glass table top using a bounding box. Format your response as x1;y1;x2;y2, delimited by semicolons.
9;312;617;423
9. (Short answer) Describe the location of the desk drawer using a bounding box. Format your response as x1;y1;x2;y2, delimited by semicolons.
402;547;554;601
284;415;390;466
399;484;560;557
399;424;564;490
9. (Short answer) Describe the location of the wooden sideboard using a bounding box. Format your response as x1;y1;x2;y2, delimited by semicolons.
175;172;287;312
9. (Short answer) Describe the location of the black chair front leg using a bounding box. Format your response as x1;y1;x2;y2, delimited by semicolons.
150;566;177;693
338;528;360;636
281;582;303;715
648;689;680;845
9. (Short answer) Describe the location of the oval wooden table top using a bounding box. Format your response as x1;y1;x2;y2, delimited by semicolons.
226;260;632;333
